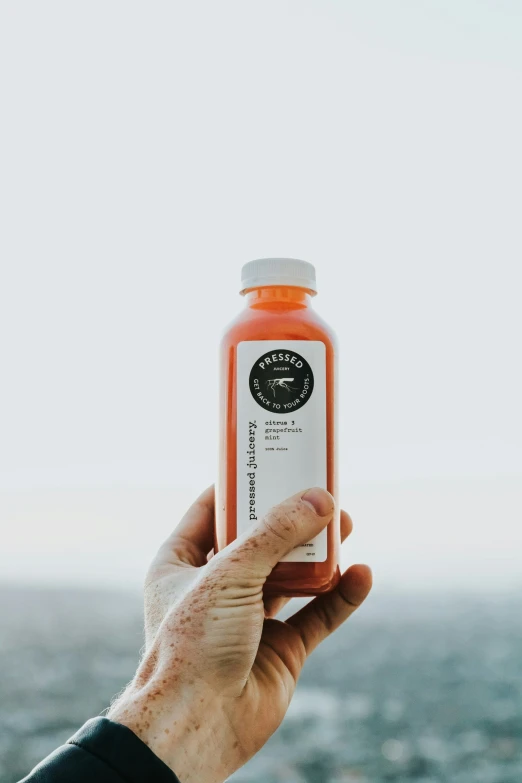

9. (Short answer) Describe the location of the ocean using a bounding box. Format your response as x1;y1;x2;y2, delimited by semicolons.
1;586;521;783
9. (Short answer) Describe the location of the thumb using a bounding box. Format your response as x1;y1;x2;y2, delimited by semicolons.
217;487;334;579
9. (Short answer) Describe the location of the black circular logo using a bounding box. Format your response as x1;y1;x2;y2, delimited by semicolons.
249;349;314;412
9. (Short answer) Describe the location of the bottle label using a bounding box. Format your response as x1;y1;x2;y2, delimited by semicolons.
236;340;327;562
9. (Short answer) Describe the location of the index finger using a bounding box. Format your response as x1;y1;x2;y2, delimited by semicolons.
287;563;373;655
263;508;354;618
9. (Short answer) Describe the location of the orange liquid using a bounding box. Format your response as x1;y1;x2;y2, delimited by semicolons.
215;285;340;596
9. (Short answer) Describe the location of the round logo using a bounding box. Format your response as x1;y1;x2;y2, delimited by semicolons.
248;349;314;412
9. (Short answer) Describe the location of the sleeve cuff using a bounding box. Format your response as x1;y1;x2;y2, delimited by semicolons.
67;717;181;783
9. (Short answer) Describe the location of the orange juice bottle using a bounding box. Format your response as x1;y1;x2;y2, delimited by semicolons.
215;258;340;596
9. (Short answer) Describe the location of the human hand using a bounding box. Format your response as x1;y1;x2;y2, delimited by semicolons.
108;486;372;783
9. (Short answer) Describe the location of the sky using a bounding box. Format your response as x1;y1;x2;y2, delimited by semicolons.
0;1;521;592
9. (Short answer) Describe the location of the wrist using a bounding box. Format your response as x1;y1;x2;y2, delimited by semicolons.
108;680;228;783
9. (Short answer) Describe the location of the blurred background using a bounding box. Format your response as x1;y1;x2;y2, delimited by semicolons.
1;1;521;781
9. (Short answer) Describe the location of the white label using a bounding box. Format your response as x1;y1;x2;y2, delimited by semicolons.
236;340;327;562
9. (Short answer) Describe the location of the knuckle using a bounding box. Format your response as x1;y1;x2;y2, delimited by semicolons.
263;507;299;543
338;586;360;609
315;600;337;634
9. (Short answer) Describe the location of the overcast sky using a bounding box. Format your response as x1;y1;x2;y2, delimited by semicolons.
1;1;521;592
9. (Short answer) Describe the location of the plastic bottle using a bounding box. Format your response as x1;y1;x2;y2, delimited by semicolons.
215;258;340;596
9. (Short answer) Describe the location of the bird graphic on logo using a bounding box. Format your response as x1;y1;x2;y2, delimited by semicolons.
266;378;298;397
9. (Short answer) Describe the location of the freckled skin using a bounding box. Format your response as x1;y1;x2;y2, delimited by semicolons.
108;486;372;783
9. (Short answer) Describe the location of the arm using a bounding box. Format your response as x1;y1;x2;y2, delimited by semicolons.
18;717;179;782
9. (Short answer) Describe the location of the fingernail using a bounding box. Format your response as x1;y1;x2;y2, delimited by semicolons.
301;488;334;517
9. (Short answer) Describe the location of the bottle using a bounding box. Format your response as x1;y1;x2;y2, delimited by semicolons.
215;258;340;596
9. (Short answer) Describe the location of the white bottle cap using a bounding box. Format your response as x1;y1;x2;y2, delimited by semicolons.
240;258;317;295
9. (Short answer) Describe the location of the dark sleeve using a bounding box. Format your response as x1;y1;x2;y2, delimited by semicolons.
19;716;181;783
